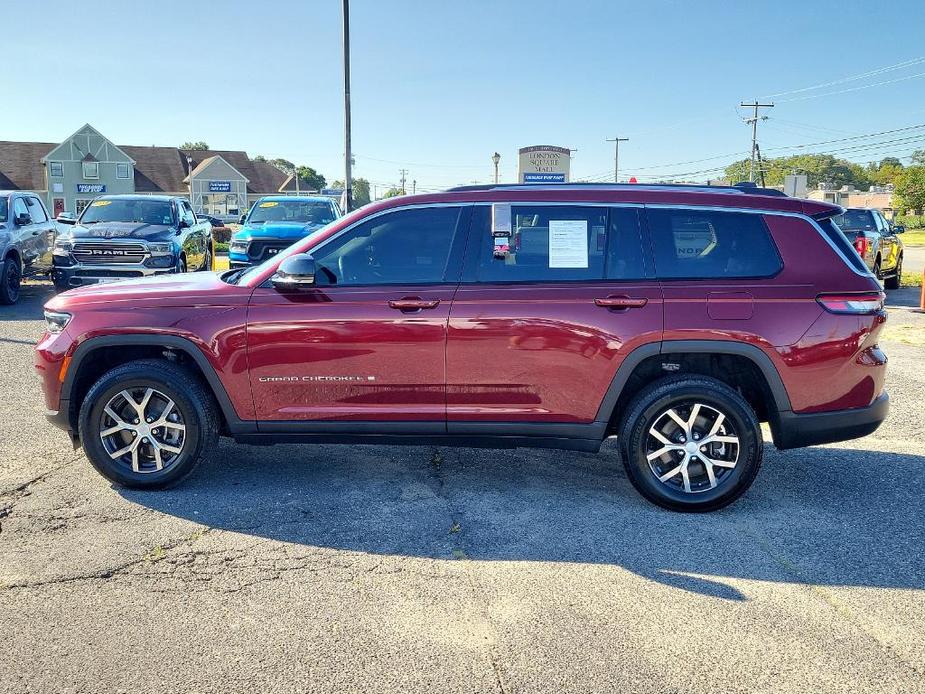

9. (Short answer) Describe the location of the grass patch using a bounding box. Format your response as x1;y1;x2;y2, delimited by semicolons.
901;229;925;246
900;271;923;288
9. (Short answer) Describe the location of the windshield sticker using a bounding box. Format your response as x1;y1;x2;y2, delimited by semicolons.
90;200;112;207
258;201;279;208
548;220;588;268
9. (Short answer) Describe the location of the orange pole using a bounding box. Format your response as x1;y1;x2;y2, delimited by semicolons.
921;268;925;311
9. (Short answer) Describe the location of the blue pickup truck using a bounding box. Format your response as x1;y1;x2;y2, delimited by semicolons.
229;196;341;268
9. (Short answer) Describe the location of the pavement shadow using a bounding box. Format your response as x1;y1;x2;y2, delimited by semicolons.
0;282;55;322
885;286;921;308
120;439;925;600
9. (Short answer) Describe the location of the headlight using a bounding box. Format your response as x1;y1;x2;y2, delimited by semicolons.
53;239;73;256
148;242;174;256
44;310;72;334
230;240;249;252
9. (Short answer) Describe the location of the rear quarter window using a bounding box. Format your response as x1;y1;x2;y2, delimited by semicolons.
817;217;869;274
647;208;782;279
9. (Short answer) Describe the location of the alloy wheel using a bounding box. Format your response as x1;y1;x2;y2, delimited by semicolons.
7;261;20;300
645;402;739;494
98;387;186;473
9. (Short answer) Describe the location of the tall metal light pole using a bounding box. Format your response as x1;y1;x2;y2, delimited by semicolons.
492;152;501;184
605;136;629;183
342;0;353;213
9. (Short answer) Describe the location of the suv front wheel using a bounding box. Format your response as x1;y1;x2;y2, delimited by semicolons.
619;375;763;512
78;359;219;489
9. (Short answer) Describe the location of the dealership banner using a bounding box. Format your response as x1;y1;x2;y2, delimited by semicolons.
209;181;232;192
518;145;571;184
76;184;106;193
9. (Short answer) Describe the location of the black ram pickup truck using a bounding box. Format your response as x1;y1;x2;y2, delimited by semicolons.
52;195;213;291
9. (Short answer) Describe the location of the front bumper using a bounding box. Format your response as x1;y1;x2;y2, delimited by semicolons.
774;392;889;449
52;263;174;288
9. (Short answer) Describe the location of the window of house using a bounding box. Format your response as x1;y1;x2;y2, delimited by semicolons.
311;206;462;286
82;162;99;179
647;208;782;279
116;163;131;179
49;162;63;177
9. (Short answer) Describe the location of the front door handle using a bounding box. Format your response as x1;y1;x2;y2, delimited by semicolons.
388;297;441;312
594;296;648;310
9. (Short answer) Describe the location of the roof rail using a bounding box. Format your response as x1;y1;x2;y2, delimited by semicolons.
445;182;788;197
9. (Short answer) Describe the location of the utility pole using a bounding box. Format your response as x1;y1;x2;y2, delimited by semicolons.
399;169;408;195
740;100;774;183
342;0;353;212
412;179;417;194
605;136;629;183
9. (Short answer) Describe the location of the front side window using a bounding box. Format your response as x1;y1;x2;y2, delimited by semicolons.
116;163;131;179
311;206;462;286
26;197;48;223
12;197;29;223
0;197;8;223
477;205;608;282
647;208;782;279
49;162;63;177
82;161;99;179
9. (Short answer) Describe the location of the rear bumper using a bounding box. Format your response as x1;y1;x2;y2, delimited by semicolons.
774;392;889;449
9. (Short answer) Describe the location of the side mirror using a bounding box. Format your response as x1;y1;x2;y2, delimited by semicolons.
15;212;32;226
178;218;190;230
56;212;77;225
894;225;905;234
271;253;316;291
239;214;247;225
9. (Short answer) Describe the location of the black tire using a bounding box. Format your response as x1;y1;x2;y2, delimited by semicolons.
78;359;219;489
0;256;21;305
884;255;902;290
618;375;763;512
873;257;882;281
199;245;212;272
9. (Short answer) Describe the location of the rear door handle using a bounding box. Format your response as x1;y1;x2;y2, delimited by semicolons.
388;297;441;312
594;296;648;310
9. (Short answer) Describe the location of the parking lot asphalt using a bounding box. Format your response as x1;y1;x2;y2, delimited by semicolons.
1;283;924;694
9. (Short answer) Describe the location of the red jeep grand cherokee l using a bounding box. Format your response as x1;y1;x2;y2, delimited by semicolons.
35;184;889;511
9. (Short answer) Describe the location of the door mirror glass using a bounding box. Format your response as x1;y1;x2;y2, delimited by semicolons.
15;212;32;226
894;225;905;234
272;253;316;290
56;212;77;224
239;214;247;225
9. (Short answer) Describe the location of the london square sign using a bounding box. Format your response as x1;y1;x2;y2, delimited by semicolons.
518;145;571;183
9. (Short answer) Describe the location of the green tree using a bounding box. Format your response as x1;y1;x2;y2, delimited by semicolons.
893;166;925;213
382;187;404;198
269;158;296;174
181;141;210;150
295;166;326;191
331;178;371;205
253;155;267;162
724;153;871;189
911;149;925;165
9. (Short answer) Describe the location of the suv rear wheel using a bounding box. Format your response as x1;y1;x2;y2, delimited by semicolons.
78;359;219;489
619;375;763;512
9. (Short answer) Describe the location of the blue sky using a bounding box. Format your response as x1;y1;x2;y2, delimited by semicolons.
4;0;925;193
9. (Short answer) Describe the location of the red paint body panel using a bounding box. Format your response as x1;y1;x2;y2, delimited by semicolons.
446;283;662;422
246;285;454;421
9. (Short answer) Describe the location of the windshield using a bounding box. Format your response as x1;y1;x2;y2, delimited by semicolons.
0;197;7;223
832;210;875;231
80;198;174;225
246;200;335;225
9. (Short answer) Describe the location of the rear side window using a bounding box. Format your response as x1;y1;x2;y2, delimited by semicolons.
647;208;782;279
833;210;875;231
817;217;868;274
477;205;607;282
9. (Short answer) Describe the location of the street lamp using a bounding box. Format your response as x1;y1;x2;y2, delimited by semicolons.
492;152;501;184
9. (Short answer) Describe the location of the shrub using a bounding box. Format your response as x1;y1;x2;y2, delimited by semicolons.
211;226;233;243
895;214;925;229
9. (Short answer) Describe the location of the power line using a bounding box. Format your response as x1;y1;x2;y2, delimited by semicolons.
741;100;774;182
762;55;925;99
775;70;925;103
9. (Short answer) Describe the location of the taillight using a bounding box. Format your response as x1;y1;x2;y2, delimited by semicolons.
817;292;885;314
853;235;869;257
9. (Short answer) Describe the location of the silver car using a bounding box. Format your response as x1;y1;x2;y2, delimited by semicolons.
0;191;55;304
